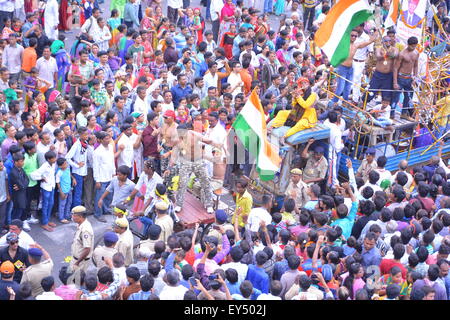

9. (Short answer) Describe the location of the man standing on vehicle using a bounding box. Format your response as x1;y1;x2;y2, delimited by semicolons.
392;36;419;120
171;124;215;214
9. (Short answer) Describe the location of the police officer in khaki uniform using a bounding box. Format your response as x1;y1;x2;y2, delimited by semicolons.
356;148;377;183
301;141;329;185
69;206;94;272
285;168;310;209
92;231;119;269
113;217;134;267
20;244;53;297
154;201;174;244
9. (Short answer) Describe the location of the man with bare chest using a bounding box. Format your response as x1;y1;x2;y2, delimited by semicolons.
159;110;178;199
171;125;215;214
367;36;399;104
392;36;419;119
330;29;376;106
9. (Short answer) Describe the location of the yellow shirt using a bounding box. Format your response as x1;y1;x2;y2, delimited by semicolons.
232;190;253;228
281;211;296;226
435;96;450;127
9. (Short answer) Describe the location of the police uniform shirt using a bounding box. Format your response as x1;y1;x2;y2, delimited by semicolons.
71;220;94;261
20;259;54;297
155;214;174;244
285;180;310;208
92;246;118;269
138;239;158;255
115;229;134;267
356;159;377;183
207;223;234;244
302;153;328;182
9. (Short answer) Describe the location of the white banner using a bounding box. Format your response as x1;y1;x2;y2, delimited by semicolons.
396;0;426;44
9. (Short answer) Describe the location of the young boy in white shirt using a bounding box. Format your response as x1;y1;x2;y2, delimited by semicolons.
30;150;57;232
368;99;394;131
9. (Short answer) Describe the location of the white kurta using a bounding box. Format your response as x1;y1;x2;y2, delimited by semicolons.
117;133;143;180
44;0;59;40
325;122;344;187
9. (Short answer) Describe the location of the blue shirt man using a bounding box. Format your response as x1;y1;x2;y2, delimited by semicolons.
245;264;269;294
245;251;270;294
173;28;190;56
361;233;382;268
170;75;193;108
232;28;247;58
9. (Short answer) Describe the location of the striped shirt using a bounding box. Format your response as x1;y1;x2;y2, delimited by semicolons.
303;0;317;8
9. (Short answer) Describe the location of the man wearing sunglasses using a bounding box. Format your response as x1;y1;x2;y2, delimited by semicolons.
329;29;376;107
0;232;29;283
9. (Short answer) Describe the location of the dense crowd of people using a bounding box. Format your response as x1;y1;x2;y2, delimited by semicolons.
0;0;448;301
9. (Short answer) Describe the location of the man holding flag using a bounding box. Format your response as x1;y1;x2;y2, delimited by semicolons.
328;30;376;106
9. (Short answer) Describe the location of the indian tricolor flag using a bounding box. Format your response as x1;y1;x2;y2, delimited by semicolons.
232;89;281;181
384;0;400;28
315;0;374;67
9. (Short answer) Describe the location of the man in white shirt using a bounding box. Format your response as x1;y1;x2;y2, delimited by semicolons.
116;123;142;179
203;112;227;175
65;127;89;208
227;61;244;98
35;276;63;300
203;61;231;92
257;280;282;300
161;91;175;113
142;171;163;207
239;41;260;69
352;25;374;104
133;86;149;120
93;132;115;222
374;155;392;185
204;31;217;53
41;108;63;141
221;246;249;285
30;150;57;232
359;170;383;195
247;195;273;232
36;47;58;89
289;32;308;62
159;270;188;300
43;0;59;40
210;0;224;43
0;219;35;250
94;18;112;52
391;160;413;190
36;132;54;167
0;1;14;31
2;33;23;82
324;111;345;187
80;7;101;40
